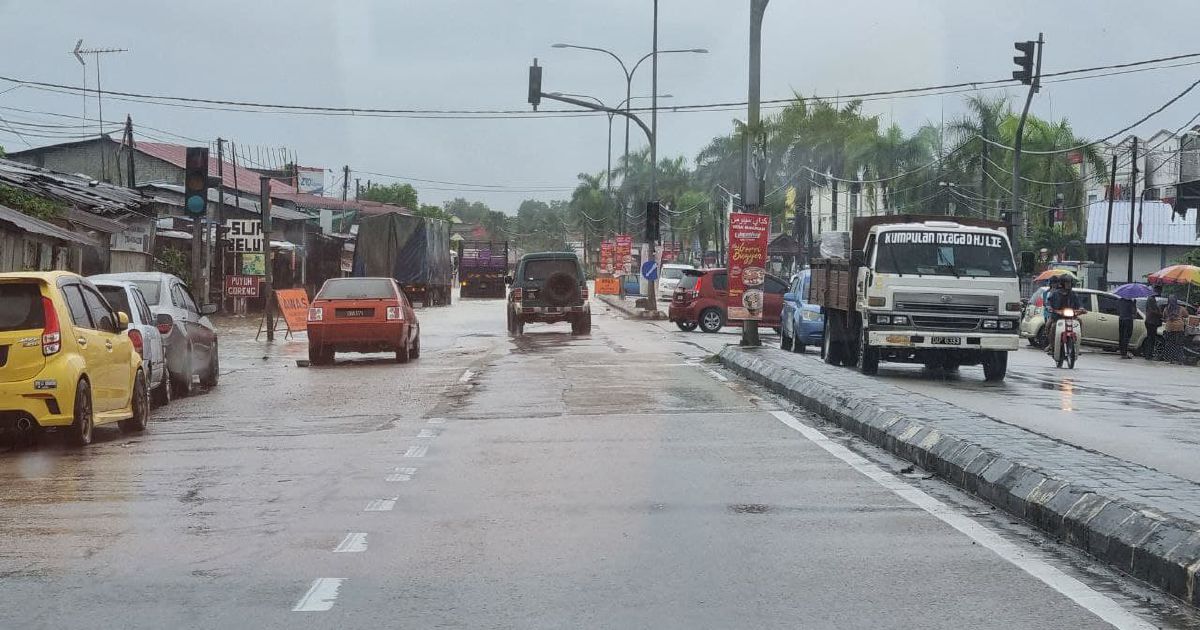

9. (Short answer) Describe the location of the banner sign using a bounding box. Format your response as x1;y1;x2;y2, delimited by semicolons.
599;240;615;275
274;288;310;333
881;231;1006;248
594;277;620;295
727;212;770;321
616;234;632;275
226;219;263;253
242;253;266;276
224;275;261;298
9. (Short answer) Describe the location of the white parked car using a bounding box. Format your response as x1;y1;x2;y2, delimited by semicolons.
90;272;219;397
90;279;170;405
658;263;695;301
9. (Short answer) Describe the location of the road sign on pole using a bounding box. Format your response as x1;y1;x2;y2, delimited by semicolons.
641;259;659;281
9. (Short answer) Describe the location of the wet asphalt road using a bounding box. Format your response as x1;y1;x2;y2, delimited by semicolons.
0;297;1188;628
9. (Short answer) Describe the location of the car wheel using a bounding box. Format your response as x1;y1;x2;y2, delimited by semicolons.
791;331;806;354
308;344;327;365
171;345;193;398
119;371;150;433
396;340;411;363
200;342;219;388
780;325;792;349
152;366;172;407
675;321;698;332
698;308;724;333
67;379;94;447
410;331;421;359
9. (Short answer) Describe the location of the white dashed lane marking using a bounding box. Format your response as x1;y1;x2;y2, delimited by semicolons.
292;578;345;612
427;418;445;424
417;428;438;438
388;467;417;482
458;369;474;383
333;533;367;553
364;498;397;512
404;445;428;458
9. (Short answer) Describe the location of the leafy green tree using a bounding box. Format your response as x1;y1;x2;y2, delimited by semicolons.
415;204;453;221
360;183;419;209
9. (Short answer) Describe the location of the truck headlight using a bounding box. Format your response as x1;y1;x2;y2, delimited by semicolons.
999;320;1015;329
982;320;998;329
875;315;891;324
891;315;909;325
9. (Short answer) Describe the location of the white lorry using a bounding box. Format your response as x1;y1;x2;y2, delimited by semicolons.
811;215;1023;381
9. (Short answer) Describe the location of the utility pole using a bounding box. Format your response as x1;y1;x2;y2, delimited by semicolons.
1102;153;1117;288
122;115;135;188
646;0;660;312
741;0;769;347
342;165;350;201
261;176;275;342
1009;33;1043;229
355;178;361;200
1127;137;1138;284
216;138;226;311
71;40;126;182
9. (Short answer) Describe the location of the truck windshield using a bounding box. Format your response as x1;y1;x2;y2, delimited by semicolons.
874;231;1016;278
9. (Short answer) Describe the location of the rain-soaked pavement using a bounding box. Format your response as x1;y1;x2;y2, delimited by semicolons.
0;296;1195;629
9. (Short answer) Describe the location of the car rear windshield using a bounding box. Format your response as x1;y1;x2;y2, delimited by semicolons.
318;278;396;299
132;280;161;305
523;259;579;281
97;286;132;319
0;283;45;332
678;274;700;290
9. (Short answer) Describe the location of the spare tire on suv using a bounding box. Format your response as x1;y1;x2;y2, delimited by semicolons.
506;252;591;336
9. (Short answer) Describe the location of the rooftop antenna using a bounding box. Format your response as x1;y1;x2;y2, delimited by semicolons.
72;39;127;182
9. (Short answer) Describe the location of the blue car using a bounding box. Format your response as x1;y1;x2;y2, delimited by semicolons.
780;269;824;353
621;274;643;296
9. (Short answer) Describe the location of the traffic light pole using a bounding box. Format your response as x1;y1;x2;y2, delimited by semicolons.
1010;33;1043;228
741;0;769;347
261;176;275;342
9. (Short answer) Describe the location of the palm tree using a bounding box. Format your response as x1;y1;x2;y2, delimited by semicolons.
947;94;1010;217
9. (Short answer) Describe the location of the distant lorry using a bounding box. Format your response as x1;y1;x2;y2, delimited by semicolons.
811;215;1023;381
352;212;452;307
458;240;509;298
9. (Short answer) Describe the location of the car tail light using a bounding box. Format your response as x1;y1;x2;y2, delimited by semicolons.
386;306;404;320
41;296;60;356
511;288;523;302
307;306;324;322
157;321;171;334
128;328;144;355
580;283;589;300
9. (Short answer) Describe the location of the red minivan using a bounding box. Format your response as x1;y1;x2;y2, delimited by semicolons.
306;277;421;364
668;268;787;333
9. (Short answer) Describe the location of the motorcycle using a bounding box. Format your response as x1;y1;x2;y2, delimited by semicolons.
1052;307;1084;369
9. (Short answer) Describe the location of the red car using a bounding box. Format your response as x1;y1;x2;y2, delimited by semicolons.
668;268;787;333
306;277;421;364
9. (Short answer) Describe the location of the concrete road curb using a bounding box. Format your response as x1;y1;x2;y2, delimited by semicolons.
595;294;668;320
719;345;1200;607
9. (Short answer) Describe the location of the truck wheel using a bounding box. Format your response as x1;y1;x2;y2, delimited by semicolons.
856;329;879;375
821;317;842;365
983;351;1008;382
698;308;724;333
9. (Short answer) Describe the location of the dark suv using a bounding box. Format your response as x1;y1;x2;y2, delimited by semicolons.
506;252;591;335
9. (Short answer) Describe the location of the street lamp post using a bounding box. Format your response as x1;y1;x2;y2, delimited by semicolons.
550;42;706;234
741;0;769;347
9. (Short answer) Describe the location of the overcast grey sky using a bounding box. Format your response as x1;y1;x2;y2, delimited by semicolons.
1;0;1198;211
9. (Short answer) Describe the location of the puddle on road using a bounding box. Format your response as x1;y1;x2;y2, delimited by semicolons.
728;503;772;514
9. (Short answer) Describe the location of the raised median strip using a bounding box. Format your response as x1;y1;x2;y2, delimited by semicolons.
719;345;1200;607
595;294;668;319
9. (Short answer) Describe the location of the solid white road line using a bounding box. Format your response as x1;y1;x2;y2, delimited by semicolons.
458;369;474;383
427;418;445;424
767;409;1155;630
364;498;397;512
404;445;428;458
333;532;367;553
292;578;345;612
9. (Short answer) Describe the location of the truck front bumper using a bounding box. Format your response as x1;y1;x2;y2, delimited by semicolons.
867;329;1019;351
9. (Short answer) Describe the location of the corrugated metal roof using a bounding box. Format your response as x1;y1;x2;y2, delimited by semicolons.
1086;200;1200;246
0;157;153;217
143;183;311;222
0;204;95;245
270;190;409;215
64;207;127;233
134;142;298;197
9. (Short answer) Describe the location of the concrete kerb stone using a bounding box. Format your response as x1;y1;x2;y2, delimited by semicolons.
595;294;667;320
718;345;1200;607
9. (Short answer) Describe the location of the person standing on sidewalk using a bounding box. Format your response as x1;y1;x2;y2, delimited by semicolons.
1117;296;1135;359
1144;294;1162;360
1163;295;1187;364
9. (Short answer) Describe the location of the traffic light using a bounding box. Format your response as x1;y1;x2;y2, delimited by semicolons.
1013;41;1035;85
183;146;209;216
645;201;661;242
528;59;542;111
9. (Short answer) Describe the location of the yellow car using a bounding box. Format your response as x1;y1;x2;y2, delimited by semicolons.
0;271;149;446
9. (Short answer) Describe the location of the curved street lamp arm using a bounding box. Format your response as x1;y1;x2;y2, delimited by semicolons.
539;92;653;146
629;49;707;82
553;43;630;80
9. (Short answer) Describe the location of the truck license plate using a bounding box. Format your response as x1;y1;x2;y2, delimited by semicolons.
931;336;961;345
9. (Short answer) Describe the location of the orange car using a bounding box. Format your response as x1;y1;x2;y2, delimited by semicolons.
306;277;421;365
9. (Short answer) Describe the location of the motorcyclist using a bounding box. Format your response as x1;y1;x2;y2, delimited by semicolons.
1044;276;1085;355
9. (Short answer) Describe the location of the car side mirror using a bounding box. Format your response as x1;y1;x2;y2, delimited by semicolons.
504;275;514;285
201;303;218;315
850;250;865;267
783;291;797;302
155;313;174;328
116;311;130;331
